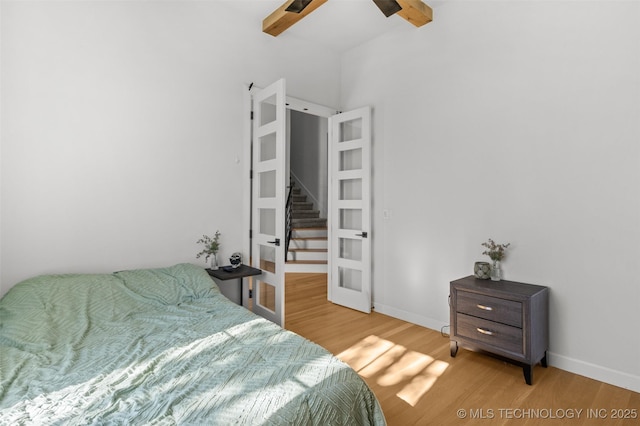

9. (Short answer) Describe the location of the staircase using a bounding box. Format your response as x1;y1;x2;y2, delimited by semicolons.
286;186;328;273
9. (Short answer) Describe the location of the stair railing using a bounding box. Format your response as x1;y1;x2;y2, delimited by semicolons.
285;180;294;261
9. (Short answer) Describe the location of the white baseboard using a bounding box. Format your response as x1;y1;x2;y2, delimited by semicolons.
374;301;640;394
373;302;449;335
547;352;640;393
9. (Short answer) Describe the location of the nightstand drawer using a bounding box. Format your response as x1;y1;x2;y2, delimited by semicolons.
456;313;523;355
457;290;522;327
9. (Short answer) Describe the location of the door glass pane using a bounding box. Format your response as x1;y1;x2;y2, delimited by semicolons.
340;178;362;200
339;266;362;292
260;94;277;126
340;238;362;261
340;148;362;171
340;209;362;230
259;208;275;236
259;244;277;274
260;133;276;162
259;170;276;198
257;280;276;312
339;118;362;142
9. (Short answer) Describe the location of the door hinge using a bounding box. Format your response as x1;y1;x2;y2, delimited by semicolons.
250;111;254;120
249;229;253;239
249;289;253;299
250;170;253;180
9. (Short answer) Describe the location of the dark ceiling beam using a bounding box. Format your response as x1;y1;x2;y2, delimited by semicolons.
372;0;402;18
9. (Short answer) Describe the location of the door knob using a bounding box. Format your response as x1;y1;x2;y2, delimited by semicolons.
355;232;368;238
267;238;281;246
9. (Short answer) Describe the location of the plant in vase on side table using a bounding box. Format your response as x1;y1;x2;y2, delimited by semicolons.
196;230;221;270
481;238;510;281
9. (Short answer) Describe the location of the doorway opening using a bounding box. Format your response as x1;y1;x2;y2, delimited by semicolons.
287;109;329;274
244;81;372;327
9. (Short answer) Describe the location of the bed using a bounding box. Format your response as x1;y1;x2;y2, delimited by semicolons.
0;263;385;425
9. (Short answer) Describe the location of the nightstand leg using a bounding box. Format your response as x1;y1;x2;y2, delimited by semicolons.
541;351;548;368
523;365;533;385
450;341;458;357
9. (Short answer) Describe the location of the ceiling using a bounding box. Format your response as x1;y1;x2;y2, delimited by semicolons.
224;0;445;53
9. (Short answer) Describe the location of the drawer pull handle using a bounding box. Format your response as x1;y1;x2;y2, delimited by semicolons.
477;304;493;311
476;327;494;336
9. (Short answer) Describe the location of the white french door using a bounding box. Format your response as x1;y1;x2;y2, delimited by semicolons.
250;79;287;326
328;107;372;313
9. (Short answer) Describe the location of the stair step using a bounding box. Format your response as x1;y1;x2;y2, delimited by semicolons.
289;237;327;249
292;218;327;228
291;187;301;194
292;210;320;219
292;194;307;202
285;260;327;265
292;202;313;210
292;227;327;239
287;248;327;262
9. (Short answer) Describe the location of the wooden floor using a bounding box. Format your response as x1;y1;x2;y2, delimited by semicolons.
284;273;640;425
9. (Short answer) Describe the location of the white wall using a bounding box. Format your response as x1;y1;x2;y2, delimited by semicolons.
290;110;328;217
0;0;340;297
341;1;640;392
3;0;639;394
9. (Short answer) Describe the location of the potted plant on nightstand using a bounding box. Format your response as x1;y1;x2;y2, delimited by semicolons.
482;238;510;281
196;231;221;270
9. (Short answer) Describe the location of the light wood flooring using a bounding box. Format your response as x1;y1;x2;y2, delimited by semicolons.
284;273;640;425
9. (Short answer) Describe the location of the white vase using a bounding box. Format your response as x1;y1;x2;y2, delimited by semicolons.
210;253;219;270
490;260;502;281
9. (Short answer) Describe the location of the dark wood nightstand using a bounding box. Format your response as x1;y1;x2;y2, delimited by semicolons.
206;264;262;306
450;276;549;385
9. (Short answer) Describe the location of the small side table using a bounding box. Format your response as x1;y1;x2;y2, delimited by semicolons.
450;276;549;385
206;264;262;306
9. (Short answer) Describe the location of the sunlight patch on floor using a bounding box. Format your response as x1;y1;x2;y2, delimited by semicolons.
337;334;396;372
337;335;449;406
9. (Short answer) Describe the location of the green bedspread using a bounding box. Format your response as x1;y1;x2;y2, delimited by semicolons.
0;263;385;425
